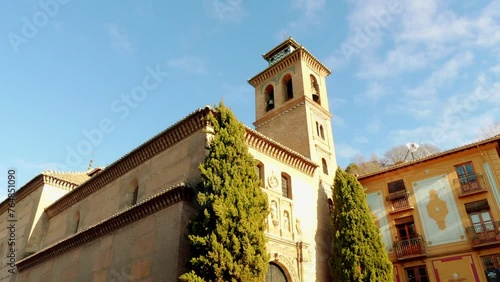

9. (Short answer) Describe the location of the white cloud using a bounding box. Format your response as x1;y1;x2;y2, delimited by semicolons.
405;52;474;98
357;81;385;103
292;0;326;19
167;56;208;75
335;143;361;161
105;23;135;54
276;0;327;39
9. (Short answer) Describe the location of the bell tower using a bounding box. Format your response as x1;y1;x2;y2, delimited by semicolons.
248;37;338;177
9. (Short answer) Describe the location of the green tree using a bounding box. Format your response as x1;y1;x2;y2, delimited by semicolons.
330;168;392;281
180;102;269;282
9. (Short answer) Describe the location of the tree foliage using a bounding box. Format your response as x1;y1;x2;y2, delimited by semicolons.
478;122;500;140
330;168;392;282
346;144;440;175
381;143;440;166
180;102;270;282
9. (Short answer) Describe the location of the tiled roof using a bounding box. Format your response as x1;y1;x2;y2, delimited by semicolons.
0;169;102;214
42;170;97;186
358;134;500;179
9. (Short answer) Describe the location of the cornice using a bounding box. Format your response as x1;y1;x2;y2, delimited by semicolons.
45;107;211;218
248;48;331;88
249;50;301;87
0;176;44;214
17;184;192;272
0;172;84;215
245;126;318;176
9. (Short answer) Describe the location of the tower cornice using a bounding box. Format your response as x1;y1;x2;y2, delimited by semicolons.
248;48;331;87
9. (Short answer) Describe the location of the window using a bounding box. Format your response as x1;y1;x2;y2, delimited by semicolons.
319;125;325;139
265;85;275;111
322;158;328;175
455;162;482;193
388;179;406;194
465;200;494;233
395;216;417;240
131;186;138;205
310;75;320;105
281;173;291;199
327;198;334;214
455;162;477;183
386;179;411;211
127;179;139;206
255;162;264;187
74;211;80;233
405;266;429;282
282;74;293;101
481;254;500;280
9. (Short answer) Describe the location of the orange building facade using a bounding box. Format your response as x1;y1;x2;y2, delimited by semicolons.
358;135;500;282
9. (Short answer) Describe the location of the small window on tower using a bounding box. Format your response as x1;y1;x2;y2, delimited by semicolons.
320;125;325;139
322;158;328;175
265;85;275;111
255;161;264;187
310;75;321;105
282;74;293;101
281;173;292;199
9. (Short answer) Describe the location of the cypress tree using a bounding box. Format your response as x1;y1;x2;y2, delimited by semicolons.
180;102;269;282
329;168;392;281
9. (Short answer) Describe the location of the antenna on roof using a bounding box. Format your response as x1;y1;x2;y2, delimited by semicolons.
403;143;420;161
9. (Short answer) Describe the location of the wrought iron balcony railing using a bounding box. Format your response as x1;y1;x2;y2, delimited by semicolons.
466;221;500;247
453;173;488;197
386;191;412;212
393;235;426;260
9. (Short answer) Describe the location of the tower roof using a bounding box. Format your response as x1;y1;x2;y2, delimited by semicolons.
248;38;331;87
262;37;301;62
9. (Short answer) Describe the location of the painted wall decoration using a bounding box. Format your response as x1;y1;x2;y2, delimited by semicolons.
431;255;480;282
413;175;466;246
366;191;392;252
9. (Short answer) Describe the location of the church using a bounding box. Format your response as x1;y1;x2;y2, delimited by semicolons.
0;38;337;281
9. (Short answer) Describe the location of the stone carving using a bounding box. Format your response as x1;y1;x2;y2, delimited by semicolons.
295;218;302;236
273;253;299;282
283;211;290;232
271;201;279;226
268;174;279;189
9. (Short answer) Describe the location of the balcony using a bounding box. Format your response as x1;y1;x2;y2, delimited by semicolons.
386;191;413;213
466;221;500;247
453;173;489;197
393;235;426;260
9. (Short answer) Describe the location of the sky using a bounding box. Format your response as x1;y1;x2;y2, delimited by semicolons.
0;0;499;199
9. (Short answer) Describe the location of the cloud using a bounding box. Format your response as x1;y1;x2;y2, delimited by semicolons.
203;0;248;23
275;0;327;39
105;23;135;54
167;55;208;75
220;83;253;104
292;0;326;19
335;143;361;161
386;52;475;120
356;81;385;103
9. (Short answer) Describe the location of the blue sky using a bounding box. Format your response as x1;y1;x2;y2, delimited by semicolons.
1;0;499;198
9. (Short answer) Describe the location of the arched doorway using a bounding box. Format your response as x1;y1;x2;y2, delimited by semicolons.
266;263;288;282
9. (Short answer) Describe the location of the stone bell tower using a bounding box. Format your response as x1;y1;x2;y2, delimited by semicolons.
248;38;338;281
248;37;338;179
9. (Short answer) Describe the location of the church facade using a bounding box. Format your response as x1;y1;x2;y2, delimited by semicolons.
0;38;337;282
